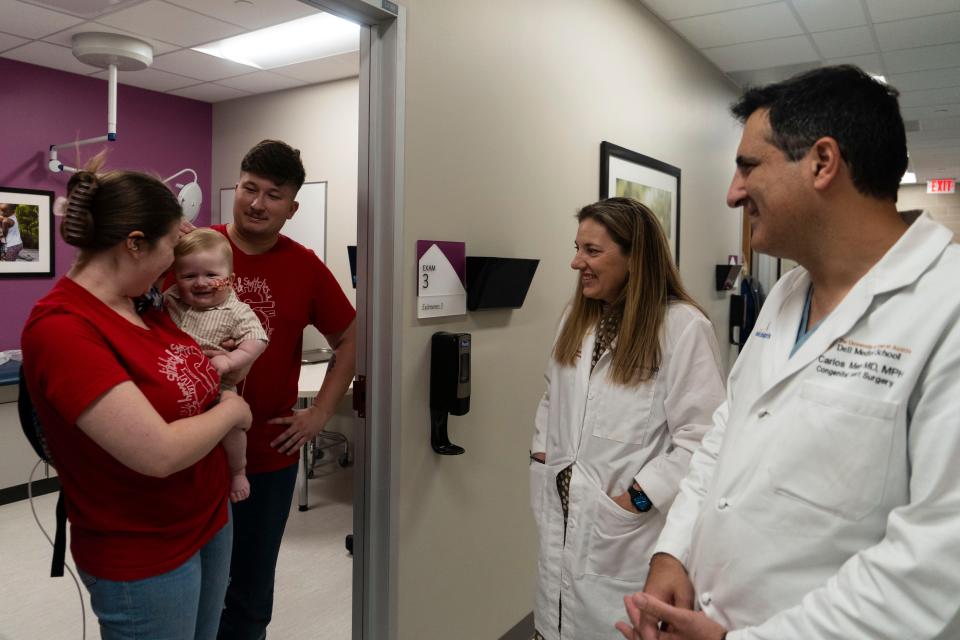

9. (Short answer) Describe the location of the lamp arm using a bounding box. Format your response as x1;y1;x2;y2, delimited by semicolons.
163;168;198;185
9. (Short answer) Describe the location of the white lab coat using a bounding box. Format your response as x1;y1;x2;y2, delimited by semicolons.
531;302;725;639
655;214;960;639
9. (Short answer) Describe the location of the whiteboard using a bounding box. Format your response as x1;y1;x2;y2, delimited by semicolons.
219;181;327;260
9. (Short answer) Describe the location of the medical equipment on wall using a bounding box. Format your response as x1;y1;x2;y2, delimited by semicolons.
430;332;471;455
46;32;203;222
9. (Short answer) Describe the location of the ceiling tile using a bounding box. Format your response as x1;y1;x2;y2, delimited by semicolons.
0;31;29;52
875;12;960;51
672;3;803;49
727;61;822;86
920;114;960;130
703;35;819;72
884;43;960;74
0;0;84;38
824;53;884;75
165;0;319;30
44;21;180;55
792;0;866;32
901;103;960;119
216;71;306;93
866;0;960;23
151;48;256;81
169;82;249;102
96;0;244;47
641;0;773;21
811;26;875;58
899;85;960;108
272;50;359;83
91;66;196;91
888;67;960;92
1;40;97;74
20;0;150;19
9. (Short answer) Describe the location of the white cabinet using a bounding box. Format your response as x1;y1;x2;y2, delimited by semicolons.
0;386;54;493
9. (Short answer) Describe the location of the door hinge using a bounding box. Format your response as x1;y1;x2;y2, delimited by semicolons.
352;375;367;418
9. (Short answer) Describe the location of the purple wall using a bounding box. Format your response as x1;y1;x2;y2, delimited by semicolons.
0;58;212;350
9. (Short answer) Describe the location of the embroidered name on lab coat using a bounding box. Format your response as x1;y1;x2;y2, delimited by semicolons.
815;338;912;388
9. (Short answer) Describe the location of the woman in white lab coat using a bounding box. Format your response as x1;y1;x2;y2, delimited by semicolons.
530;197;726;640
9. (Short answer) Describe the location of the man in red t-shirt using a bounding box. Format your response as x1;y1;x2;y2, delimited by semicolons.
214;140;356;640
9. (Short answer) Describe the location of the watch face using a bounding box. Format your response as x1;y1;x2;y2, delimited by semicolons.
631;489;653;512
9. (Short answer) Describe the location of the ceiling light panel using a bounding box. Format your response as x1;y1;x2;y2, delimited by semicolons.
193;12;359;70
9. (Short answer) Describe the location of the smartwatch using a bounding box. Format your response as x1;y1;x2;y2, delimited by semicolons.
627;485;653;513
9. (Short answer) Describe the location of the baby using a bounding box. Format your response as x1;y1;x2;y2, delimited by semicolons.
0;203;22;262
165;228;268;502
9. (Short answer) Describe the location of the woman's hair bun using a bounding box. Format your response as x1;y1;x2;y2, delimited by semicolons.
61;171;99;247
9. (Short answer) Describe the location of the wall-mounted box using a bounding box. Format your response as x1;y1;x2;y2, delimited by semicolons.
465;257;539;311
715;264;742;291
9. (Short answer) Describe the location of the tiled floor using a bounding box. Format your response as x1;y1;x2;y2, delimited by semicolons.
0;465;353;640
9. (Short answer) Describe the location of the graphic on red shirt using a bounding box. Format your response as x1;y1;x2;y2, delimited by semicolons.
234;276;277;339
157;343;219;416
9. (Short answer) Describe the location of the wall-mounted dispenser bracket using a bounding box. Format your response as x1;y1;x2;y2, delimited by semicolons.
430;332;471;455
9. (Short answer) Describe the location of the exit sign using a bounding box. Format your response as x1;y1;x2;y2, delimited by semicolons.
927;178;956;194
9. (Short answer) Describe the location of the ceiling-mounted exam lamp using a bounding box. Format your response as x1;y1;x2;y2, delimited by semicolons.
48;33;152;174
165;168;203;222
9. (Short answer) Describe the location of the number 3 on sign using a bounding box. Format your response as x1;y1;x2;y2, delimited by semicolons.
422;272;429;288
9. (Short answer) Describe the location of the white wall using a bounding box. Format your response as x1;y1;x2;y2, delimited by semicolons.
212;78;359;348
394;1;743;638
898;184;960;238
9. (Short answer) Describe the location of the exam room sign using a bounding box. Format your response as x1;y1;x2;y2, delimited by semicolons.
417;240;467;319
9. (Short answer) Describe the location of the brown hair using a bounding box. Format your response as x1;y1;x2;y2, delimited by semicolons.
553;197;703;385
174;228;233;271
61;156;182;258
241;139;306;191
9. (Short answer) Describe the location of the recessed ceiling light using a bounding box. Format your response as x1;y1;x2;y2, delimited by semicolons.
193;12;359;70
901;171;917;184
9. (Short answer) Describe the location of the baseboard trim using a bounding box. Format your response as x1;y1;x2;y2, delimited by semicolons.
0;477;60;506
500;612;534;640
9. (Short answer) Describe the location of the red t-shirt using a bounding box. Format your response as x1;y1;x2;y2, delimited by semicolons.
212;225;356;473
21;277;229;581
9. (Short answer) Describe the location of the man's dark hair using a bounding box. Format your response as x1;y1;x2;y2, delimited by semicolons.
731;65;907;201
240;139;306;192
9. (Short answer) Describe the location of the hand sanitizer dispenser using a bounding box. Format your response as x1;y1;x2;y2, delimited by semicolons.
430;332;470;455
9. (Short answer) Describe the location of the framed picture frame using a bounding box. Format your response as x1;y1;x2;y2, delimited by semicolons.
600;141;681;263
0;187;55;278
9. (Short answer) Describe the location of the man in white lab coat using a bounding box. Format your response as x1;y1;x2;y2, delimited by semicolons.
616;65;960;640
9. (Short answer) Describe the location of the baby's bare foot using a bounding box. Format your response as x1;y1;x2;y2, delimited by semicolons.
230;473;250;503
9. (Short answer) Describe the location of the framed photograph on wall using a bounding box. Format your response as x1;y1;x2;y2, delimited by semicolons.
600;141;681;263
0;187;54;278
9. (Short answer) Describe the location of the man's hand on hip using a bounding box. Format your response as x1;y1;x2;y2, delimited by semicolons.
268;404;332;455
